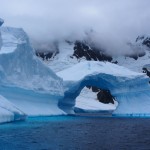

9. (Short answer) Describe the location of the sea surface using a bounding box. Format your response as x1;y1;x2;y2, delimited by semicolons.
0;115;150;150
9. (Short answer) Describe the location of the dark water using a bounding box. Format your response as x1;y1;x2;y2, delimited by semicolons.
0;116;150;150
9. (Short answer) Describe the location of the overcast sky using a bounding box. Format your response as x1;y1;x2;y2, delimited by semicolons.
0;0;150;54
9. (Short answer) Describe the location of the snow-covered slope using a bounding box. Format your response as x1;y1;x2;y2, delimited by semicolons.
57;61;150;116
113;35;150;72
57;61;142;81
46;41;79;72
114;50;150;72
43;39;150;75
0;95;26;123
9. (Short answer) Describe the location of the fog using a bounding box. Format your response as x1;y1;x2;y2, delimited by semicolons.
0;0;150;55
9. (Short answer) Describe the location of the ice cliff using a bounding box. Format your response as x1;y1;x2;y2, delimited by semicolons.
0;27;63;94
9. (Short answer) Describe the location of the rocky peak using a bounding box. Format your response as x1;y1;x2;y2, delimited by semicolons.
143;65;150;78
87;86;115;104
0;18;4;26
136;35;150;49
73;41;112;62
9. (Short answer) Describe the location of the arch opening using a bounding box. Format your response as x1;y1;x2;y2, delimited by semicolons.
58;74;120;114
74;86;118;114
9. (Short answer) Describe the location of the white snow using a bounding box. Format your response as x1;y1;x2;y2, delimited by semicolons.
57;61;143;81
0;95;26;123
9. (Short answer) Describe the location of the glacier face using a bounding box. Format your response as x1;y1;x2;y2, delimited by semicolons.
57;61;150;116
0;86;65;116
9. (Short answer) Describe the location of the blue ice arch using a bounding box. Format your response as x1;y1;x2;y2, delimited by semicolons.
57;61;150;117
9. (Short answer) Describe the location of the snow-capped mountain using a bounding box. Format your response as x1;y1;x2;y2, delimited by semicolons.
136;35;150;49
36;36;150;74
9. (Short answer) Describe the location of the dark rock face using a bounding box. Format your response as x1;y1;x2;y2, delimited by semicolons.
136;36;150;49
112;61;118;64
86;86;115;104
73;41;112;62
136;36;145;42
91;86;100;92
35;41;59;60
0;18;4;26
36;51;58;60
97;90;114;104
142;37;150;48
143;68;150;78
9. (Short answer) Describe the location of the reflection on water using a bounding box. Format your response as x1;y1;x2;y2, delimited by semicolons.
0;116;150;150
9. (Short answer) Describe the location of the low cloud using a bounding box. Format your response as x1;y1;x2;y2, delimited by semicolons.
0;0;150;55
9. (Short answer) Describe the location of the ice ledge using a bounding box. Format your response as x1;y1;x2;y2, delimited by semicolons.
0;95;26;124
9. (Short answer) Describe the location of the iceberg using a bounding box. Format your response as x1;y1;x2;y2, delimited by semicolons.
0;27;63;94
57;61;150;116
0;24;65;119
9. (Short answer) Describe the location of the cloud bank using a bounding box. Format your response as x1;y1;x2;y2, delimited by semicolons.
0;0;150;55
